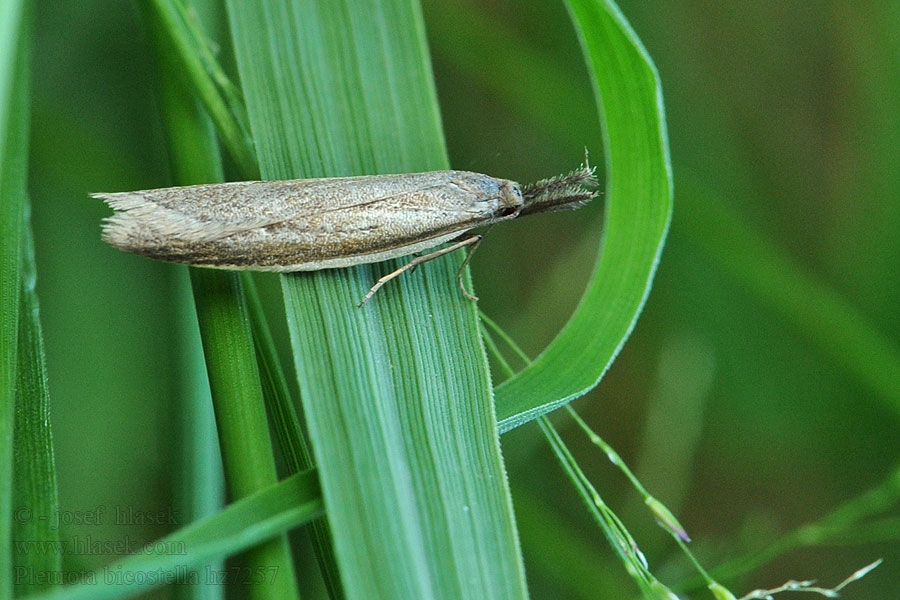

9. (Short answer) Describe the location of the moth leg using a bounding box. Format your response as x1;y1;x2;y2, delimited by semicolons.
408;252;424;273
455;234;484;302
358;235;483;307
408;234;463;273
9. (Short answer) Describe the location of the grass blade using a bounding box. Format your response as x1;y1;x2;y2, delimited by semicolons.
25;470;324;600
0;1;30;595
494;0;673;431
142;2;300;596
171;269;223;600
12;223;61;596
241;273;344;599
147;0;258;179
226;1;528;598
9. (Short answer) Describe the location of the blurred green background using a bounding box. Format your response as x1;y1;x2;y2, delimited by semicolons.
28;0;899;598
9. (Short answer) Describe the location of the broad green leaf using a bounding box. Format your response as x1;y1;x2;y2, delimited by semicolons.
1;1;30;596
226;1;528;599
494;0;673;431
25;470;324;600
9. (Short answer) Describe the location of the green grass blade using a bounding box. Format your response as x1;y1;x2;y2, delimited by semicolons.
226;1;528;598
242;274;312;473
147;0;258;179
149;6;225;600
171;269;223;600
144;6;224;600
510;485;609;600
0;1;30;596
187;271;302;596
537;416;670;597
12;223;61;597
142;2;300;596
494;0;673;431
241;273;345;599
24;470;324;600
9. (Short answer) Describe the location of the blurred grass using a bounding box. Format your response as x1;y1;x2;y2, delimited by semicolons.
21;0;900;598
676;174;900;410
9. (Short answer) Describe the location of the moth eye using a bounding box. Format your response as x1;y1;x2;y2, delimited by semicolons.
498;206;519;218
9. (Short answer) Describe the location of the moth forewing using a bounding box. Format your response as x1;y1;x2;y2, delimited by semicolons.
94;161;598;303
95;170;524;271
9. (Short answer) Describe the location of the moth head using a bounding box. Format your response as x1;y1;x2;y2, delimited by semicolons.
495;180;525;220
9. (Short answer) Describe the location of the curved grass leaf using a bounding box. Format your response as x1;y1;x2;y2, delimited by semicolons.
494;0;673;431
25;470;323;600
226;1;528;598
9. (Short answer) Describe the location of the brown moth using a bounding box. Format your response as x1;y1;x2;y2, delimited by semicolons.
94;162;598;305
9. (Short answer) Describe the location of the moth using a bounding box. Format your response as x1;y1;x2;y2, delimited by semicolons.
95;162;598;305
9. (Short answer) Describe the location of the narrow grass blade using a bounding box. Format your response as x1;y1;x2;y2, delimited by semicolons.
242;273;344;599
226;1;528;598
24;470;324;600
495;0;673;431
146;0;258;179
187;271;302;597
155;7;227;599
171;269;223;600
142;2;300;596
12;223;61;597
0;1;30;595
537;417;672;597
